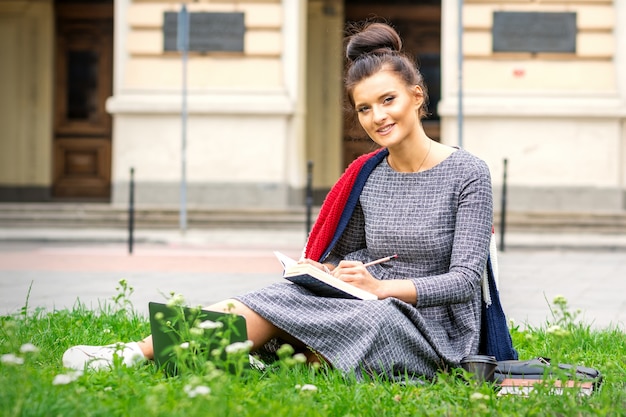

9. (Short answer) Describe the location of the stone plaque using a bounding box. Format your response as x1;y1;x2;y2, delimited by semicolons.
163;12;245;52
492;12;576;53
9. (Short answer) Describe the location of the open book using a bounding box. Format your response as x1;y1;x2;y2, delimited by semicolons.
273;252;378;300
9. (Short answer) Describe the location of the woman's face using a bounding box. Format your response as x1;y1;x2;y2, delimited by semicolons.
352;69;423;150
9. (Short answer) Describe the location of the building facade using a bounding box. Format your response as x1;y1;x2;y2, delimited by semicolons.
1;0;624;214
440;0;626;212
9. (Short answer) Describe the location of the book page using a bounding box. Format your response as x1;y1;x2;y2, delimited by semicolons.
282;262;378;300
273;251;298;270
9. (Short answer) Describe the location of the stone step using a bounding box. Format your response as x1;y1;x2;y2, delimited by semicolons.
495;211;626;234
1;203;626;233
0;203;315;230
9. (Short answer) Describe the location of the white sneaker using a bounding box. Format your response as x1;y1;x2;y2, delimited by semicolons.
62;342;146;371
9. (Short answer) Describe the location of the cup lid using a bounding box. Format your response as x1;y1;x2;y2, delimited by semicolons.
460;355;497;365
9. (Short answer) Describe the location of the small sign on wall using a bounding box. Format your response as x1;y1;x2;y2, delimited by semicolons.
163;12;245;52
492;12;576;53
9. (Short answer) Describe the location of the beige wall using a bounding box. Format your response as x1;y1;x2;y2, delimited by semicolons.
440;0;626;211
110;0;349;208
305;0;344;190
5;0;622;213
462;0;615;92
122;0;283;90
0;0;53;189
108;0;308;208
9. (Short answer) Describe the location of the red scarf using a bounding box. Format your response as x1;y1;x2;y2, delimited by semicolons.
304;148;388;261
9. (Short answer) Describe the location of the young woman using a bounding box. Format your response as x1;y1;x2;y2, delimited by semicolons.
64;22;497;380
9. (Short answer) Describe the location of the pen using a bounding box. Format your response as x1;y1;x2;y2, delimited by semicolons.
363;254;398;267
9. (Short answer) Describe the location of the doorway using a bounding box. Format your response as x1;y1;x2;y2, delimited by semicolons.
52;1;113;199
343;0;441;168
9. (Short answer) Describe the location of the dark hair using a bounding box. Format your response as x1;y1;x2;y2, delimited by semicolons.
344;22;429;119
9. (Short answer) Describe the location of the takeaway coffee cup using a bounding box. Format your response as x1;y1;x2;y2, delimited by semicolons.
460;355;498;383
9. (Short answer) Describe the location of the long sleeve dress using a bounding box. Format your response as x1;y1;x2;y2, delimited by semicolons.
235;148;493;380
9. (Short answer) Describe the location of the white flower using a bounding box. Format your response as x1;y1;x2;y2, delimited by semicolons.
470;392;489;401
166;293;185;307
193;385;211;396
52;371;82;385
180;342;190;349
1;353;24;365
546;325;569;337
184;384;211;398
20;343;39;353
198;320;223;330
103;329;111;334
190;328;203;336
53;374;73;385
546;325;562;334
299;384;318;392
293;353;307;364
224;340;253;355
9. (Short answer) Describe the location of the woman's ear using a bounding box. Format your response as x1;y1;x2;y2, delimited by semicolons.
412;85;424;108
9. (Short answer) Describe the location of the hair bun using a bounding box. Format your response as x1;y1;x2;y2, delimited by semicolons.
345;22;402;63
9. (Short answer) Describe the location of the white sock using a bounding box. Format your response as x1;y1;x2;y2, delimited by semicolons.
120;342;146;366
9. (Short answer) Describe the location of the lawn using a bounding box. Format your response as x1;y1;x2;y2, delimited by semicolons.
1;281;625;417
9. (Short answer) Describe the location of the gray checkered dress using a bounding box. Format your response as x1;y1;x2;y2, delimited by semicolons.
236;149;493;379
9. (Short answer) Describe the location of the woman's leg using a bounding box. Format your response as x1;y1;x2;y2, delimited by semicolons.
136;299;290;360
63;298;318;369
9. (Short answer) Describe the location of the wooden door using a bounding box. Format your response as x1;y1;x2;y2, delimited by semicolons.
53;4;113;199
343;1;441;168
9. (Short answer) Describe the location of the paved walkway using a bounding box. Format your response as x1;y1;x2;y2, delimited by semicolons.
0;228;624;330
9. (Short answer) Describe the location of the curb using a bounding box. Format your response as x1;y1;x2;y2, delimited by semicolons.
2;228;626;251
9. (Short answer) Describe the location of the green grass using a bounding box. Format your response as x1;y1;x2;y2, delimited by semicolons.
1;281;625;417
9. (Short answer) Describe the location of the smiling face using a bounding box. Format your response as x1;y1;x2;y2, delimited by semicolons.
351;68;424;150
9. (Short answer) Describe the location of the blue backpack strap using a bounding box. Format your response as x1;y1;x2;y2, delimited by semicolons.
320;149;388;261
480;254;518;360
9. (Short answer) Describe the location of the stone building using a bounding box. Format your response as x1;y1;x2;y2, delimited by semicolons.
1;0;624;214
